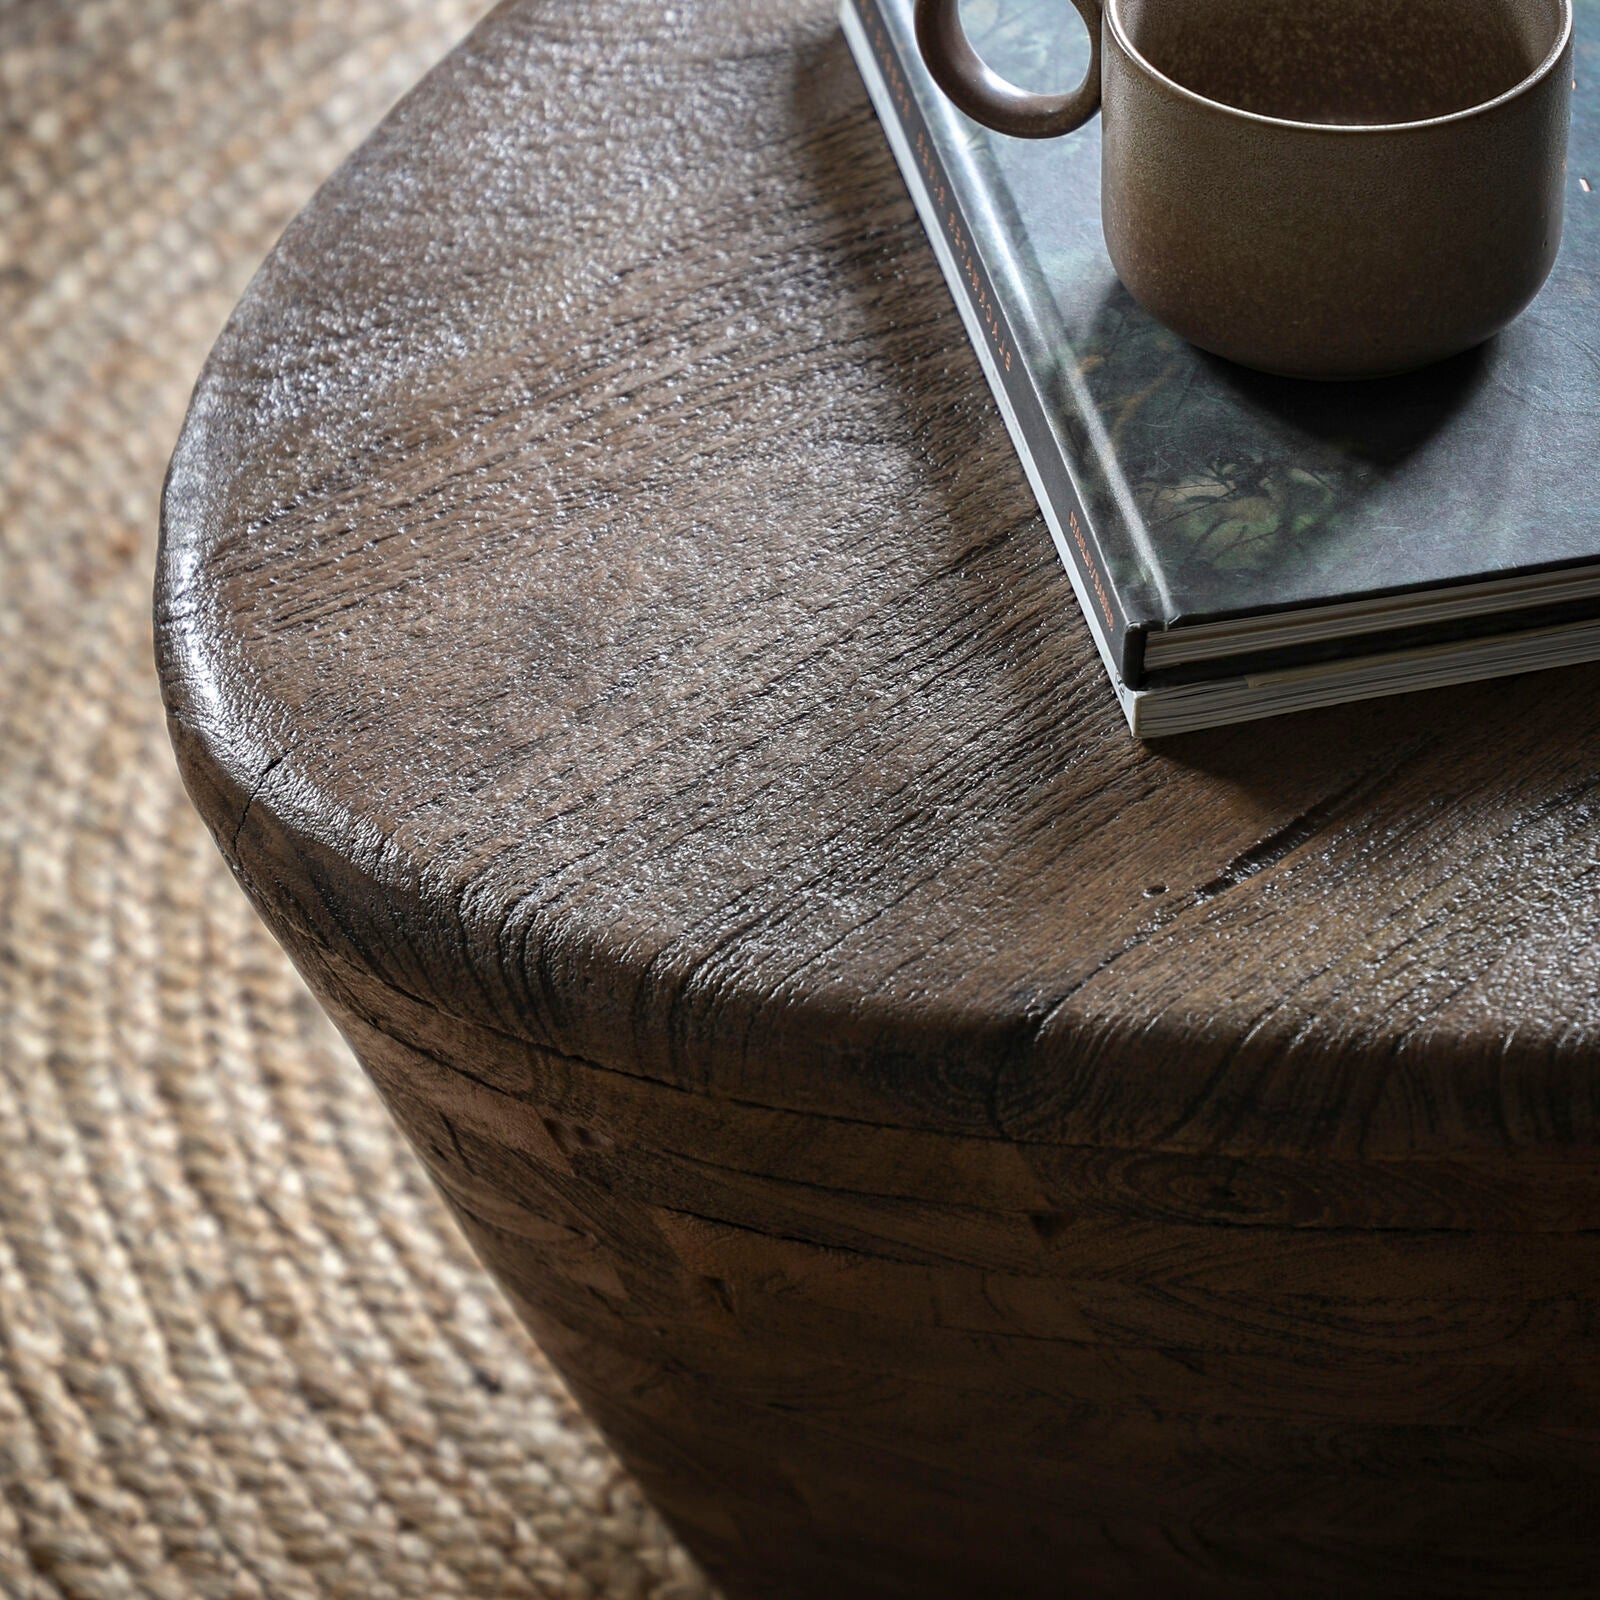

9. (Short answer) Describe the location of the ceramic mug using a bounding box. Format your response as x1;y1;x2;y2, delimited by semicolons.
913;0;1574;379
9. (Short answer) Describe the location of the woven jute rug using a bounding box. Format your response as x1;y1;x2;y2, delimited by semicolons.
0;3;712;1595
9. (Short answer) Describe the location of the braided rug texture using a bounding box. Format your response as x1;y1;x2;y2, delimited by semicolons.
0;3;713;1596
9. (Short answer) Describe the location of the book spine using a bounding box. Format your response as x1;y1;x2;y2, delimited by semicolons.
844;0;1142;686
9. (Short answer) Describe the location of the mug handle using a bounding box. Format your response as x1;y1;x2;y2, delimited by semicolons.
913;0;1103;139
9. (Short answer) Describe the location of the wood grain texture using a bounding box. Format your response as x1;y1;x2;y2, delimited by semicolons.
156;0;1600;1593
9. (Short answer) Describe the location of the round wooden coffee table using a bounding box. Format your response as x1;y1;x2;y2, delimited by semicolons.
156;2;1600;1595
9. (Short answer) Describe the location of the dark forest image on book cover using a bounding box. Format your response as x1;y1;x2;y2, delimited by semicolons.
844;0;1600;734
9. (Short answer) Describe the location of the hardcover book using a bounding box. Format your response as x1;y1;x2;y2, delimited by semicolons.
842;0;1600;736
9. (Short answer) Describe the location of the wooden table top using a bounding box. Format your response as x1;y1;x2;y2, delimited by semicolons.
157;0;1600;1163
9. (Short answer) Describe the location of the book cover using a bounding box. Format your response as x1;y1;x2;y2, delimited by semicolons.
843;0;1600;735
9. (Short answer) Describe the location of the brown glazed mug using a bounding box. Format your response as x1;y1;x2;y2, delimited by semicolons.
913;0;1574;379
